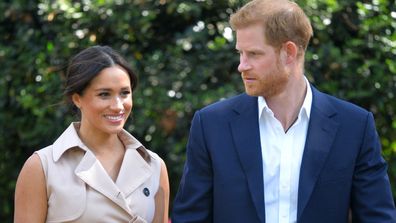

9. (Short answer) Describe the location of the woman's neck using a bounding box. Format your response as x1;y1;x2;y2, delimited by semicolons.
77;123;122;155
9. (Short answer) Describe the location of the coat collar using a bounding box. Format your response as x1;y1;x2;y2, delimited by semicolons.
52;122;87;162
52;122;149;162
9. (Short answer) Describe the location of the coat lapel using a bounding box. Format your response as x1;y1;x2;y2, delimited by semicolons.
297;87;339;220
74;150;132;215
230;94;265;223
116;147;152;197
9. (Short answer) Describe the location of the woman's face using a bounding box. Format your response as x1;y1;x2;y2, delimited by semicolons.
72;65;132;136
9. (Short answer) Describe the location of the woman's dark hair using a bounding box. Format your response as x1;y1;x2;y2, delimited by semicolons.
64;45;137;104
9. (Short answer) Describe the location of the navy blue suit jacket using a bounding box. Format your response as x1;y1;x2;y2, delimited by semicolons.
172;86;396;223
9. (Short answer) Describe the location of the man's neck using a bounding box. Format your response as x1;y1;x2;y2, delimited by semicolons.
266;76;307;132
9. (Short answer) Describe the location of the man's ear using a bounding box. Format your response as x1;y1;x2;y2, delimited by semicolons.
281;41;298;65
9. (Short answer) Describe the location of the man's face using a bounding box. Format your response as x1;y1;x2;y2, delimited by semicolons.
236;23;289;98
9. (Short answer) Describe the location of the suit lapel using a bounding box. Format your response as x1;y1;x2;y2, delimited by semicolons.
230;94;265;223
297;87;339;220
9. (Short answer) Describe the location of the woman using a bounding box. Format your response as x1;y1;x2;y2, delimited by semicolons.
14;45;169;223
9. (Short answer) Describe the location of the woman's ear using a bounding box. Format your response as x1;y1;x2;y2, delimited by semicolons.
71;93;81;109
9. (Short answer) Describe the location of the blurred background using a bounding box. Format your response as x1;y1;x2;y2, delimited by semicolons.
0;0;395;221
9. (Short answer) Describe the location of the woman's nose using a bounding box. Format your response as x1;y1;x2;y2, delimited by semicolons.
111;96;123;110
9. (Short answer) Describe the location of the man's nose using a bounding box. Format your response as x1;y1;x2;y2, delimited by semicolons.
238;56;251;73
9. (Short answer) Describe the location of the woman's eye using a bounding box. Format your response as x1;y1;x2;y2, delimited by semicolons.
121;90;131;97
98;92;110;97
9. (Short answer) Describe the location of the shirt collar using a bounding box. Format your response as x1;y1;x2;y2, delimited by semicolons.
52;122;145;162
258;76;312;119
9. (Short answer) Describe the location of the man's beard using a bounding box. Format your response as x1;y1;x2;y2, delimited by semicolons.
243;61;289;98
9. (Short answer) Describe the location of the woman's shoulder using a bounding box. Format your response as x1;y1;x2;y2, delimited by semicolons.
35;144;53;158
145;149;164;174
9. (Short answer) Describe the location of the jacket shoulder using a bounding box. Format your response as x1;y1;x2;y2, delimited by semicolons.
199;93;256;115
312;86;370;117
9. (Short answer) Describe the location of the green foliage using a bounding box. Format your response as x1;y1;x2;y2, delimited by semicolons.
301;0;396;193
1;0;395;221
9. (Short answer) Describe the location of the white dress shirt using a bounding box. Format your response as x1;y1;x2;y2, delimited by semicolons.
258;78;312;223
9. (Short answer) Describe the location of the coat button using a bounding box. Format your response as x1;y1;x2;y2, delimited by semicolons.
143;187;150;197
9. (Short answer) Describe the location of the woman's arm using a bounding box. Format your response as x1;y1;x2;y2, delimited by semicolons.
14;153;48;223
152;159;170;223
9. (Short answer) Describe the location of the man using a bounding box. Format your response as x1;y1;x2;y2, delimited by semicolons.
172;0;396;222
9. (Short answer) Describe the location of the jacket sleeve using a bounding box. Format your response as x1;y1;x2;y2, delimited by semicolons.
172;111;213;223
351;112;396;222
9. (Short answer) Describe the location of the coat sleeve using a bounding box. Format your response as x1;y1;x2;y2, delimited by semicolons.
172;111;213;223
351;112;396;222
